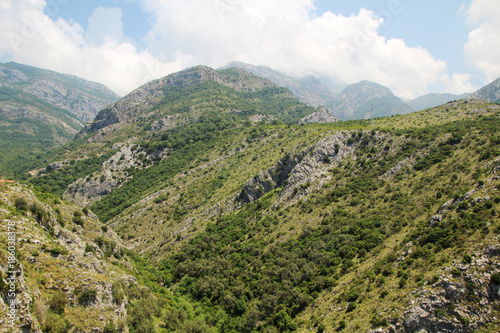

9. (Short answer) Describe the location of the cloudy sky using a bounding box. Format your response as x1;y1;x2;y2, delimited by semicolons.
0;0;498;99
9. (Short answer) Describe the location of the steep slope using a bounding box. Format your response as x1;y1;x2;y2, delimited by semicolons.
0;62;119;178
0;184;211;332
0;62;119;123
408;92;471;111
29;86;500;333
221;61;346;108
469;78;500;103
327;80;414;120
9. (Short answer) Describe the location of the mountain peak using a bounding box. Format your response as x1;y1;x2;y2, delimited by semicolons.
328;80;412;119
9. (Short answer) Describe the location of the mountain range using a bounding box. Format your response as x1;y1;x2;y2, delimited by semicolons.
1;62;500;332
406;92;471;111
223;61;480;120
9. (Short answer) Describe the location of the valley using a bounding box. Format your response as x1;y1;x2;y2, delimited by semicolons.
1;64;500;333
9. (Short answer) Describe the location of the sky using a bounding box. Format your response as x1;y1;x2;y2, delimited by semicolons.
0;0;499;99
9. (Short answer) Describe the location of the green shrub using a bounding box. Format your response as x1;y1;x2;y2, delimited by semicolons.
491;273;500;285
49;290;67;315
43;313;69;333
346;302;357;312
102;323;116;333
14;197;28;211
72;216;84;227
78;289;97;305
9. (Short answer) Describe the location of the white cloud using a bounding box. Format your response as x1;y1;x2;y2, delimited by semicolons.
85;6;125;45
0;0;184;95
464;0;500;83
138;0;468;98
0;0;480;98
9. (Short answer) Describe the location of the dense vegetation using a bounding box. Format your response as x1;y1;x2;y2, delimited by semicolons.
117;113;498;331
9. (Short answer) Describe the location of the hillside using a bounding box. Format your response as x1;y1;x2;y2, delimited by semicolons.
0;62;119;178
0;184;210;332
407;93;471;111
327;80;414;120
0;62;119;123
23;61;500;333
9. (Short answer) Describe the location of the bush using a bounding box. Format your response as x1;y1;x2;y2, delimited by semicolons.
78;288;97;305
43;313;69;333
102;323;116;333
73;216;84;227
491;273;500;285
30;203;46;221
346;302;357;312
14;197;28;211
49;290;67;315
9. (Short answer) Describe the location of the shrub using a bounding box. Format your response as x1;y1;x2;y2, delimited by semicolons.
43;313;69;333
462;254;473;264
30;203;46;222
491;273;500;285
78;289;97;305
346;302;357;312
72;216;84;227
49;290;67;315
14;197;28;211
102;323;116;333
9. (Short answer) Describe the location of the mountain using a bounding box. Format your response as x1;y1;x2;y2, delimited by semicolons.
469;77;500;103
221;61;346;109
21;58;500;333
407;92;471;111
327;80;414;119
0;62;119;123
0;62;119;178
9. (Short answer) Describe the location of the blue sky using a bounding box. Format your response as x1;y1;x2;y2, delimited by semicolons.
1;0;499;98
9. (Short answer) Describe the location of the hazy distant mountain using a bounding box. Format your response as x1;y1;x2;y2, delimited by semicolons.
0;62;119;177
0;62;119;123
221;61;346;109
327;80;413;120
469;78;500;103
408;93;471;111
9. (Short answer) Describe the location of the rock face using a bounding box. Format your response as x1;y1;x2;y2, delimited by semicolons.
298;107;340;124
237;131;378;207
394;245;500;333
327;80;413;120
469;78;500;103
64;141;168;206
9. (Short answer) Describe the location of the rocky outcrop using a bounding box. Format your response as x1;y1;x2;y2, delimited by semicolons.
150;114;183;131
469;78;500;103
298;107;339;124
64;141;168;206
249;114;277;123
396;245;500;333
237;131;374;206
0;185;133;332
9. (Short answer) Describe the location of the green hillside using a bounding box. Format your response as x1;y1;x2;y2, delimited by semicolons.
7;66;500;332
0;62;119;179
